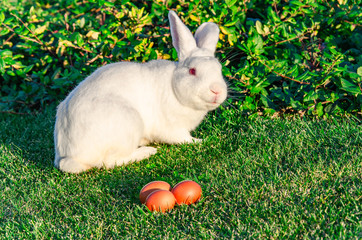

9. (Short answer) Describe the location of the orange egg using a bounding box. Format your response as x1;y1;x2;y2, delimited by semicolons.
139;181;171;204
145;190;176;213
171;180;202;205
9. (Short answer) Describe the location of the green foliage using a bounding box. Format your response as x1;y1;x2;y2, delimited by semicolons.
0;0;361;116
226;0;362;117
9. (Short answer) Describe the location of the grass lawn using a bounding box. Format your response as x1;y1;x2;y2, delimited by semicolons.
0;107;361;239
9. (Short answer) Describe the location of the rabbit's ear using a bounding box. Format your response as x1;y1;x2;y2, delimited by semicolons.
194;22;219;53
168;11;197;61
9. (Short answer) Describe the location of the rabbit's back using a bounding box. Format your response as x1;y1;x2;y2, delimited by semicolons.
58;60;175;118
70;61;172;100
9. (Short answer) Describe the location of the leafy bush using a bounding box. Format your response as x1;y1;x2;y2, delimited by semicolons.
0;0;361;117
224;0;362;117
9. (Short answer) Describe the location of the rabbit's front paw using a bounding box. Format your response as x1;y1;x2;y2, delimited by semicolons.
116;146;158;166
134;146;158;159
58;157;91;174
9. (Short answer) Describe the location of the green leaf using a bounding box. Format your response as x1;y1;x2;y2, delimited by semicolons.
290;0;305;6
7;70;16;76
304;91;318;102
254;34;264;55
0;58;5;73
104;1;114;7
34;25;47;35
0;12;4;23
189;15;200;23
244;96;256;110
76;33;85;46
316;102;324;117
351;24;356;31
341;78;361;95
225;0;237;7
224;18;239;27
357;67;362;77
267;6;280;22
220;26;233;35
0;27;10;36
255;21;264;35
79;17;85;28
23;64;34;73
0;50;12;57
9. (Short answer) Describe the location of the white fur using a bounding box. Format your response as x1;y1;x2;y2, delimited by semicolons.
54;11;227;173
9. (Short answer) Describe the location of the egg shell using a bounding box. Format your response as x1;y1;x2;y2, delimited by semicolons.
139;181;171;204
171;180;202;205
145;190;176;213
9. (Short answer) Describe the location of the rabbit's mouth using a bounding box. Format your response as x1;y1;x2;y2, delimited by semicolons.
211;95;221;104
209;91;226;105
205;97;224;109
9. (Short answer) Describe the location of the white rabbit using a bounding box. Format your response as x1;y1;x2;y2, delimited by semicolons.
54;11;227;173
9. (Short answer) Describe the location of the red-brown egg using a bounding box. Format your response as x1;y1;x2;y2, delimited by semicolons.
145;190;176;213
139;181;171;204
171;180;202;205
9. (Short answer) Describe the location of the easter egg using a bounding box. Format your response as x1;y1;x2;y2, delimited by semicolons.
171;180;202;205
145;190;176;213
139;181;171;204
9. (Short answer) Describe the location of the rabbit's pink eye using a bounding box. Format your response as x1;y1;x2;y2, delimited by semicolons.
189;68;196;76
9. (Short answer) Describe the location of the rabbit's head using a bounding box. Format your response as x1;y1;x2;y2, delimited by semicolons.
169;11;227;111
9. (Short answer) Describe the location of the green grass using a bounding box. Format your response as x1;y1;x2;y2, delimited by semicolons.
0;108;361;239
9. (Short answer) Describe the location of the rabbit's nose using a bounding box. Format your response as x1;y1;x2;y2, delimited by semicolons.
211;89;220;95
209;83;224;95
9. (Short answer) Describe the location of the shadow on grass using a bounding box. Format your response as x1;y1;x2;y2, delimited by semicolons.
0;107;177;203
0;109;56;170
